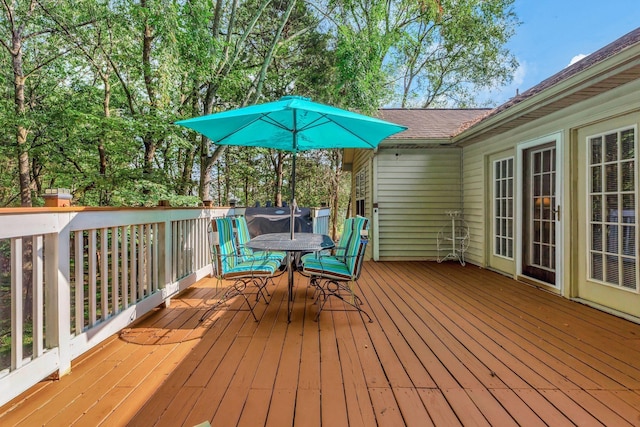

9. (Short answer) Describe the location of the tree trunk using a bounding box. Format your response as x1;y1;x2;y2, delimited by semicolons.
179;145;196;195
99;77;110;177
12;27;32;207
275;152;284;207
329;149;343;241
199;142;226;201
198;81;219;201
97;75;110;204
143;135;156;183
141;0;156;194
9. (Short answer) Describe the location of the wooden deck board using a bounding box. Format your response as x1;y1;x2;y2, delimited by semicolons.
392;387;435;427
383;263;548;390
2;261;640;426
377;265;510;390
417;388;461;426
511;388;575;426
415;263;602;390
486;388;546;427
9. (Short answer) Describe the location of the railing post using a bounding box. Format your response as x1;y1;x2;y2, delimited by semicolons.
10;238;22;370
160;218;174;306
46;219;72;377
310;207;331;235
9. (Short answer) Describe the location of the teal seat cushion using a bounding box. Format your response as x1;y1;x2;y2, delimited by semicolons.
301;253;346;265
224;258;281;279
243;249;287;262
300;216;359;264
302;258;352;281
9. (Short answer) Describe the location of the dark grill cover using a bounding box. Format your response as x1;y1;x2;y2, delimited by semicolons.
244;207;313;237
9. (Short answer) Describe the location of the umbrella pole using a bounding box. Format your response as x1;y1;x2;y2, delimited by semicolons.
290;152;296;240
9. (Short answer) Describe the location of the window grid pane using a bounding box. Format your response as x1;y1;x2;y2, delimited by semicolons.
493;158;514;259
589;128;638;291
530;146;556;271
355;168;367;217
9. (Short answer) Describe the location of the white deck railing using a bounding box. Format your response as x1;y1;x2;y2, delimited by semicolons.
0;206;330;406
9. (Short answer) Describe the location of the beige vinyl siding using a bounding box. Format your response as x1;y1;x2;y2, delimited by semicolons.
462;79;640;290
351;149;374;259
461;148;488;266
463;126;559;269
376;147;462;260
352;149;374;218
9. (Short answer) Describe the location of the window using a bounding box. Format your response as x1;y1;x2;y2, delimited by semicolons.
529;146;556;271
588;127;637;290
494;157;514;259
355;168;366;217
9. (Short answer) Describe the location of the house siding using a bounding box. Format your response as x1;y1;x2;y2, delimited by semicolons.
351;149;375;259
461;149;488;266
462;79;640;319
463;128;566;270
375;147;462;260
343;30;640;322
352;149;374;217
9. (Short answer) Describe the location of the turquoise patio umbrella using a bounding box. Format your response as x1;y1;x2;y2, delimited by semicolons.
176;95;407;237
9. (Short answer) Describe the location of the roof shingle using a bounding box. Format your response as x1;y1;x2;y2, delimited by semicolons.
376;109;490;139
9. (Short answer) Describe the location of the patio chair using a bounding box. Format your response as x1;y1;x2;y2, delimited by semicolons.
301;216;373;322
300;215;365;267
201;217;282;322
235;215;286;263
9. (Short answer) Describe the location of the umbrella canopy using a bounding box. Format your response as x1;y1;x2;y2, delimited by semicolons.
176;95;407;238
175;95;407;153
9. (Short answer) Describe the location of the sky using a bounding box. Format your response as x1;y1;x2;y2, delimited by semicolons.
491;0;640;105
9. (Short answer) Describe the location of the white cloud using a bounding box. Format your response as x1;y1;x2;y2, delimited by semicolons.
568;54;588;66
480;60;528;105
511;61;527;87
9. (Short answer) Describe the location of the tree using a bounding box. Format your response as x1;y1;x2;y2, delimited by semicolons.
327;0;519;109
0;0;519;212
0;0;77;206
175;0;336;204
394;0;519;107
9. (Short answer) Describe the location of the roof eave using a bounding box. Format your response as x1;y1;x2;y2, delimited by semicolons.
453;42;640;146
343;137;453;168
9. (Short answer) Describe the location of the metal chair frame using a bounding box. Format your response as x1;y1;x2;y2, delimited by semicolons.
201;217;281;322
303;217;373;323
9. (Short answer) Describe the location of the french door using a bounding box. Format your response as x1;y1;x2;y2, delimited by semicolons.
521;142;559;286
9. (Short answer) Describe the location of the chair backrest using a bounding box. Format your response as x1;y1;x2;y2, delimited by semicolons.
211;217;238;274
344;216;369;277
234;216;253;259
335;217;355;259
351;232;369;280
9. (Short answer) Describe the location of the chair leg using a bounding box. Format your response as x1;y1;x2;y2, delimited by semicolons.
252;277;271;304
314;279;373;323
200;278;261;322
307;276;322;303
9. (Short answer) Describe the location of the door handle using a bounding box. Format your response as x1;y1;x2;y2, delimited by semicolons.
554;205;560;220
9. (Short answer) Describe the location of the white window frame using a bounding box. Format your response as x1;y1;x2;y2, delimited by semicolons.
355;168;366;217
493;157;515;259
586;125;638;292
515;131;564;291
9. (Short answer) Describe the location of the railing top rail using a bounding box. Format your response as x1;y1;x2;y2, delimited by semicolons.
0;206;237;215
0;207;233;239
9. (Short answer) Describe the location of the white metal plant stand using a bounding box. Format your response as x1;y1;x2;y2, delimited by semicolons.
437;210;470;266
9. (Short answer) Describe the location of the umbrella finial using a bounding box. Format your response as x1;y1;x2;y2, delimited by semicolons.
280;95;311;102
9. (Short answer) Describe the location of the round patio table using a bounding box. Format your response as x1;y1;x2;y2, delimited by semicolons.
246;232;334;322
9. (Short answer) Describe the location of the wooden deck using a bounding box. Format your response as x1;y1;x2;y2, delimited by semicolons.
2;261;640;426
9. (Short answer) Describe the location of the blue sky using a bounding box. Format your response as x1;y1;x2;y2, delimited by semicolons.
491;0;640;104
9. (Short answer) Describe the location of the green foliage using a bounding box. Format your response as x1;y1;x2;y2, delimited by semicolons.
329;0;519;108
0;0;519;207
